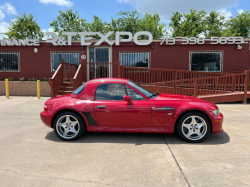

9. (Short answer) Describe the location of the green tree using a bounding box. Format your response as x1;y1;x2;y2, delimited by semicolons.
139;13;166;39
169;12;183;37
48;9;167;40
110;10;166;39
104;17;120;39
205;10;225;37
115;10;141;39
223;11;250;37
49;10;87;39
86;15;108;39
170;9;207;37
182;9;207;37
4;13;44;39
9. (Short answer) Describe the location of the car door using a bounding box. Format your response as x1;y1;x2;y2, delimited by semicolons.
93;83;151;126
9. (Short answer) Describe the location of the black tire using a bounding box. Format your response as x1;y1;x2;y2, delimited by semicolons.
53;112;85;141
176;112;211;143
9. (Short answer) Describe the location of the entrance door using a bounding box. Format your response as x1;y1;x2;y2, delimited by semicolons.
89;47;110;79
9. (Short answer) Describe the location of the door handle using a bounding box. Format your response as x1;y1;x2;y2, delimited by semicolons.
97;105;107;109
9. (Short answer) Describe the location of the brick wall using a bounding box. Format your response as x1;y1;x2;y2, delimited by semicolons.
0;81;50;97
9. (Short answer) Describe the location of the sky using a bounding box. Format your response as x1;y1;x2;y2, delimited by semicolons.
0;0;249;39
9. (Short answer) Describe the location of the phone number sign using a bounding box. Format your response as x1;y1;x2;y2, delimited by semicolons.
160;37;247;45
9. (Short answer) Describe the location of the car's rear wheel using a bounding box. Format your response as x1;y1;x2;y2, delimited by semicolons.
53;112;85;141
176;112;211;143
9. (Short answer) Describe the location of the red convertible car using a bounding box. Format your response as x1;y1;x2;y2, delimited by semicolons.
40;78;223;143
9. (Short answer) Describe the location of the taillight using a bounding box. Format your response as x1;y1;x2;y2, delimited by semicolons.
44;105;48;111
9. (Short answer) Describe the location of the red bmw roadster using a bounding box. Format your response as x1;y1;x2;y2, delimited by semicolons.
40;78;223;143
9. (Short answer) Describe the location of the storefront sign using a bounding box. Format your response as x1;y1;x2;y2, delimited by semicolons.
0;39;40;46
160;36;246;45
81;54;86;60
45;31;153;46
0;31;247;47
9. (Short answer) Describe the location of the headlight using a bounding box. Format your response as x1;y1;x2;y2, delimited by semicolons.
213;109;220;117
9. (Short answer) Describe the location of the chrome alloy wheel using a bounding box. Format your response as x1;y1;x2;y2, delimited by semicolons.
181;115;207;141
56;115;80;139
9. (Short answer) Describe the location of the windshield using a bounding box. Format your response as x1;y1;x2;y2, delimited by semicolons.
72;83;86;95
127;81;155;98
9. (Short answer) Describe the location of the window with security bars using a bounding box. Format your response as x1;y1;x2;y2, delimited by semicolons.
0;52;19;71
120;52;150;67
51;52;79;71
190;51;222;72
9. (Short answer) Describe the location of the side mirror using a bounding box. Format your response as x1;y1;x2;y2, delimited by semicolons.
123;95;132;101
123;95;133;105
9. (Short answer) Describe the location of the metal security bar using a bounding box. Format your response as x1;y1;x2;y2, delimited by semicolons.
0;52;19;71
120;52;150;67
190;51;222;72
95;48;109;62
89;62;110;80
52;52;79;71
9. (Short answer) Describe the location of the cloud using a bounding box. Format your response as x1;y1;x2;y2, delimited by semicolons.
0;21;9;39
219;9;232;20
237;9;244;14
39;0;73;7
0;10;5;20
42;28;54;40
0;3;17;39
117;0;238;22
48;28;54;32
0;3;17;15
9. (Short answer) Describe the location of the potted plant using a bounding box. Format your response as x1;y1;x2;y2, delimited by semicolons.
19;77;25;82
31;77;36;81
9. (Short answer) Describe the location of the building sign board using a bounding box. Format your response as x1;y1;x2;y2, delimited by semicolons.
0;31;247;47
0;39;40;46
81;54;86;61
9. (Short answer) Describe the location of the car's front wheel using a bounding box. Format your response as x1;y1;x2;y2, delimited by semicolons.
53;112;85;141
176;112;211;143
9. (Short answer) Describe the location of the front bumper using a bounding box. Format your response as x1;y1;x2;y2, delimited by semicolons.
211;112;224;133
40;111;54;128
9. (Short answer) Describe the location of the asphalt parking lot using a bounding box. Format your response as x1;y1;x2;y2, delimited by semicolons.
0;96;250;187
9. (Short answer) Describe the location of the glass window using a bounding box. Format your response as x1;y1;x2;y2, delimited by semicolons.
0;52;19;71
95;83;126;100
125;85;145;100
52;52;79;71
89;47;94;62
120;52;150;67
190;51;222;72
72;83;86;95
127;81;154;98
95;48;109;62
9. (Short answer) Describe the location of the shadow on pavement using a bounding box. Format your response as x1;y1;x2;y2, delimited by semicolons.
164;132;230;145
45;131;230;145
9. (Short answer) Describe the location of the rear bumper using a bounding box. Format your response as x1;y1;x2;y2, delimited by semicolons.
211;112;224;133
40;111;54;128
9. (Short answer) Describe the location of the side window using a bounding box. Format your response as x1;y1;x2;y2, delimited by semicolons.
95;83;126;100
125;85;145;100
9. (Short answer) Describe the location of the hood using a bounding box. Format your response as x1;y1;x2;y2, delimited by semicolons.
44;94;73;111
47;94;71;101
